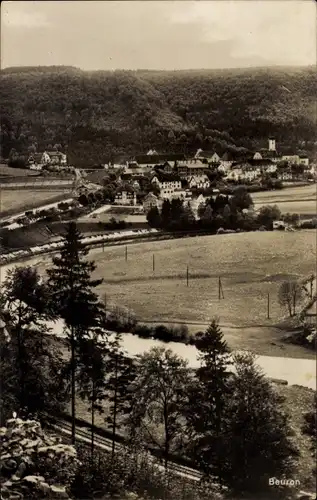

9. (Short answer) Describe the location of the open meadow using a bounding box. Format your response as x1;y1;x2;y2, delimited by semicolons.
79;230;317;328
0;188;72;214
252;184;317;217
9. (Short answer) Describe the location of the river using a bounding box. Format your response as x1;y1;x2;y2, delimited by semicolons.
1;252;316;391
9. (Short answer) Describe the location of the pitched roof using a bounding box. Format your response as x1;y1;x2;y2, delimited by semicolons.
29;153;43;162
177;160;207;169
259;150;281;159
135;153;186;164
152;171;181;183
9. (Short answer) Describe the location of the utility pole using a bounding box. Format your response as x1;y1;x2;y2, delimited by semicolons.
267;292;270;320
152;254;155;272
125;245;128;262
218;277;224;300
186;265;189;287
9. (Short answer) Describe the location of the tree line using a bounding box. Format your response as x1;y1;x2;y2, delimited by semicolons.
0;222;315;499
1;66;316;166
147;187;291;232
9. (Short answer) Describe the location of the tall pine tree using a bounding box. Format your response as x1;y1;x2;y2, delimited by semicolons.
46;222;106;444
185;319;233;482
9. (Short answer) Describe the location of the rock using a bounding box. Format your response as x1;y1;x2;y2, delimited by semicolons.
50;484;69;498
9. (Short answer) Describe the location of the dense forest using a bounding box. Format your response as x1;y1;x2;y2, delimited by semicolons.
1;65;316;166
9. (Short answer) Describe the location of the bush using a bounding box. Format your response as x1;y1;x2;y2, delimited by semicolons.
133;324;153;338
153;325;171;342
168;324;190;343
300;218;317;229
71;444;219;500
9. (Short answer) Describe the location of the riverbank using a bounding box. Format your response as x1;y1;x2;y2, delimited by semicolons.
1;230;316;361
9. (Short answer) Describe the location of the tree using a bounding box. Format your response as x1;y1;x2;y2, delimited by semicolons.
103;334;137;457
181;203;196;227
0;415;79;499
185;320;232;481
161;199;171;228
126;347;191;469
283;212;300;227
222;352;298;493
167;130;175;143
76;334;108;460
278;279;303;317
257;204;281;229
0;266;64;420
46;222;107;444
146;206;162;228
230;186;253;211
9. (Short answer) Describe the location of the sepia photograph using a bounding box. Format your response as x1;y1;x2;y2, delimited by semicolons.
0;1;316;499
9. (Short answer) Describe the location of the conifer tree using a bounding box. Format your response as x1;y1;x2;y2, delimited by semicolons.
185;319;232;481
46;222;106;444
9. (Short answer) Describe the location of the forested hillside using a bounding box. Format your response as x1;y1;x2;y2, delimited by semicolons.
1;65;316;166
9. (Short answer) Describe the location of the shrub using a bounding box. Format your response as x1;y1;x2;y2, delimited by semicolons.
133;324;153;338
168;324;190;343
71;443;219;500
300;218;317;229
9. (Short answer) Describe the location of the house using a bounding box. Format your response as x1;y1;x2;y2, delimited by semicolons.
188;175;211;189
241;165;262;182
219;152;235;172
30;164;43;171
46;151;67;165
253;152;263;160
185;194;206;219
132;153;186;168
225;166;244;182
28;151;67;166
299;155;310;167
277;170;293;181
151;172;182;191
176;159;208;179
282;154;300;164
114;189;137;206
28;152;49;165
273;220;286;230
209;152;221;164
143;193;161;213
161;188;187;201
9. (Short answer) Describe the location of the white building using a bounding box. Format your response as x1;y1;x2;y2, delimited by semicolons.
151;173;182;191
188;175;211;189
114;190;137;206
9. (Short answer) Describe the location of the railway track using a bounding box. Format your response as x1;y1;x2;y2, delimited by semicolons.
45;417;203;482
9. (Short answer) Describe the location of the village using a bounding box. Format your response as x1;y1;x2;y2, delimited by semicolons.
26;138;316;218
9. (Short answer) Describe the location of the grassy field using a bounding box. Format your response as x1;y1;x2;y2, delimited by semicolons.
0;164;37;177
252;184;317;217
80;231;316;328
0;189;72;214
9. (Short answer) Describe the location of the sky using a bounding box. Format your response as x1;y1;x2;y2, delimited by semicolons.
1;0;316;71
